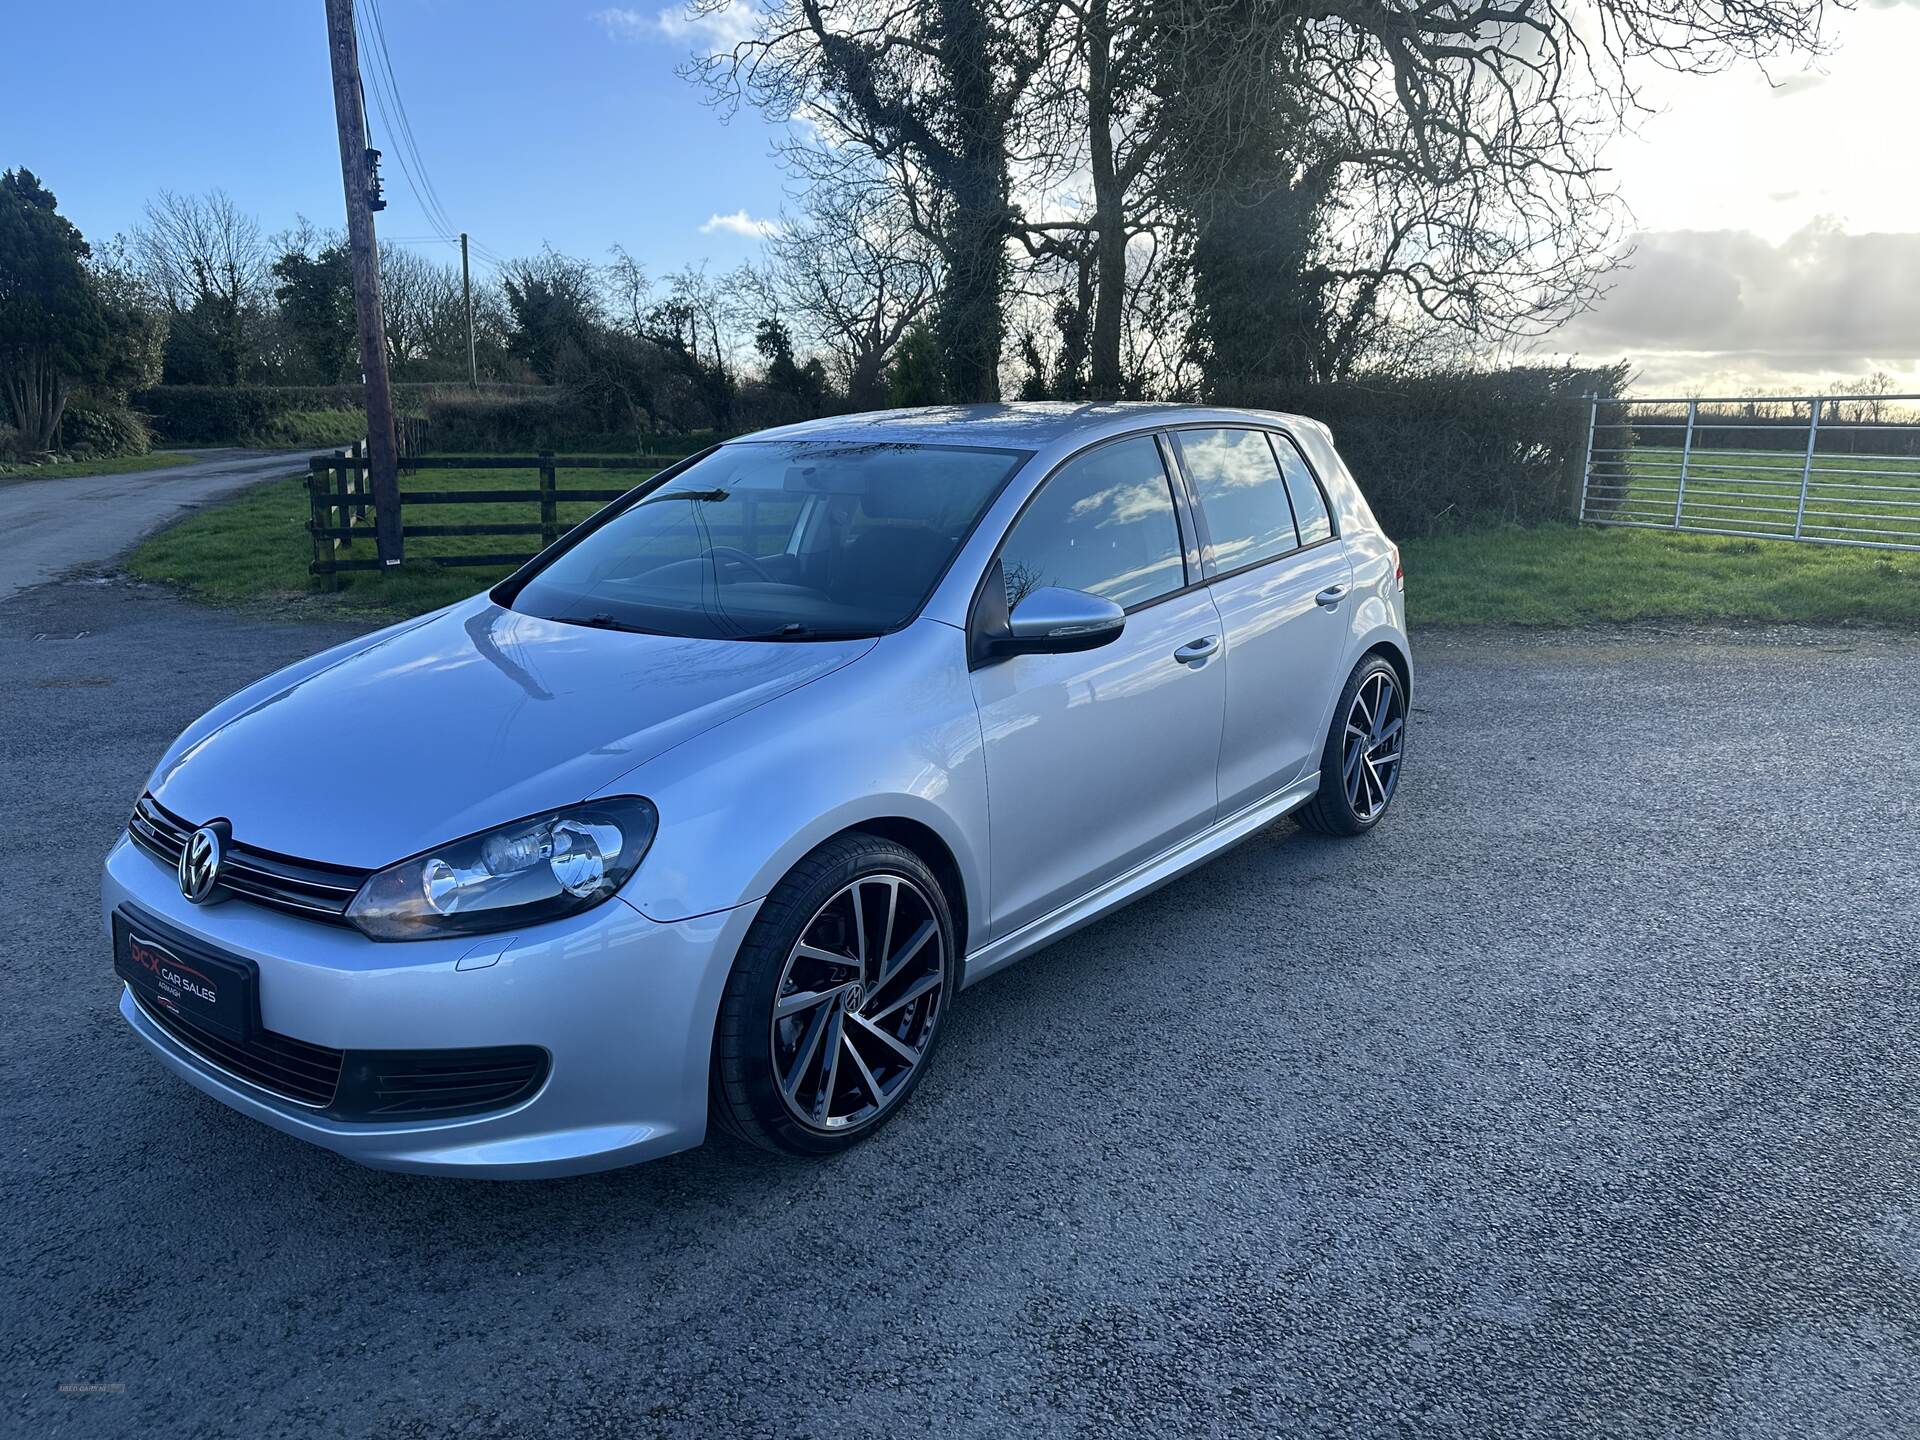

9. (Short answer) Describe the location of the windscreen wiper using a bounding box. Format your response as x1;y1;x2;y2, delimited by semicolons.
561;612;657;635
732;623;877;641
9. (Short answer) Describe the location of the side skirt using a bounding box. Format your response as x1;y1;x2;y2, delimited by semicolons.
958;773;1321;989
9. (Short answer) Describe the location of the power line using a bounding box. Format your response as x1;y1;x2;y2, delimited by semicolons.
354;1;458;241
367;0;461;238
356;0;446;231
381;233;508;274
345;0;518;275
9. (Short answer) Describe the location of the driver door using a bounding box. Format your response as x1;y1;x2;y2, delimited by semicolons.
970;435;1225;940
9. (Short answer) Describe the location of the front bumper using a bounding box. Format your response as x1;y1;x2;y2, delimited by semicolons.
101;835;759;1177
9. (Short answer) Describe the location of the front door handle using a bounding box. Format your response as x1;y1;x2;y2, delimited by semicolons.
1315;585;1348;609
1173;635;1220;665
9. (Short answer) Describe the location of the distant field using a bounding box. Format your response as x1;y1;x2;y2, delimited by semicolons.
129;459;669;614
1584;445;1920;548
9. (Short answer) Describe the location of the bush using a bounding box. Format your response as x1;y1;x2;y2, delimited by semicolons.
1242;364;1629;536
60;401;152;457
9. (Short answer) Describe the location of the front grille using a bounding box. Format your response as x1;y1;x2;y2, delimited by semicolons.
128;794;369;925
134;988;345;1107
133;991;550;1121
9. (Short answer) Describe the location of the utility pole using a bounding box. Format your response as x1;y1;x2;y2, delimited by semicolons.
461;232;477;388
322;0;403;565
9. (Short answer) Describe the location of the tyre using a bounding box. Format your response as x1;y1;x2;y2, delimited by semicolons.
1295;654;1407;836
710;832;957;1156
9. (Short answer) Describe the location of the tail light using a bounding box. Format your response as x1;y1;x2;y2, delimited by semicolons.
1390;542;1404;591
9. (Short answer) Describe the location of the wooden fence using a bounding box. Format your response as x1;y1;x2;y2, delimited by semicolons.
306;451;689;589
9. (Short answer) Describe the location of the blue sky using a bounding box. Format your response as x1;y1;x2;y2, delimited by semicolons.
3;0;789;279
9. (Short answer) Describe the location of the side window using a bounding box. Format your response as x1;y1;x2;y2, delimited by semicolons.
1271;433;1334;545
1174;427;1299;571
999;436;1186;611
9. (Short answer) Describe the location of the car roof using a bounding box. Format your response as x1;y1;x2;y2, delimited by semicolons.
732;402;1325;452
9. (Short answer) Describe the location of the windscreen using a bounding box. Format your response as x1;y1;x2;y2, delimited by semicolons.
509;440;1029;640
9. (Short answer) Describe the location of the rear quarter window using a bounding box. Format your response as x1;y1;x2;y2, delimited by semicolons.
1269;432;1335;545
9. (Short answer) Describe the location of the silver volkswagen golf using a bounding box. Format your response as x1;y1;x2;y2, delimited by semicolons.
102;404;1410;1176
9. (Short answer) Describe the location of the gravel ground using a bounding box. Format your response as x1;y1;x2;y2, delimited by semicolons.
3;578;1918;1439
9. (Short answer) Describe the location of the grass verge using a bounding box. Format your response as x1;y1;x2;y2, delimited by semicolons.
127;460;666;616
1;451;196;483
1403;523;1920;627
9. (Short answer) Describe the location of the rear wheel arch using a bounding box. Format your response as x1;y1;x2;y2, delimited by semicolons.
1363;638;1412;705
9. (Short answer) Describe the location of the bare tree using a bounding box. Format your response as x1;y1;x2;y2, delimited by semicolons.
1011;0;1176;397
766;176;936;407
685;0;1058;402
378;243;464;374
604;245;655;340
132;189;269;384
1834;370;1895;424
646;263;740;376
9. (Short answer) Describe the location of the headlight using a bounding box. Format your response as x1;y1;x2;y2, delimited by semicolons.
346;798;658;941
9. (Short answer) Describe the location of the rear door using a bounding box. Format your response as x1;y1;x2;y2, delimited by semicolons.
1170;427;1353;814
970;434;1225;939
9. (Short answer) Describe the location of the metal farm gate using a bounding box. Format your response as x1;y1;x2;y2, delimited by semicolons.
1578;393;1920;551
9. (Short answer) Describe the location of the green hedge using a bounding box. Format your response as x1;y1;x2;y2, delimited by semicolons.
1240;364;1629;536
131;384;555;446
133;383;706;454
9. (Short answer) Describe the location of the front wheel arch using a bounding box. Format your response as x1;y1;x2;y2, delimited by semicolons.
708;831;960;1156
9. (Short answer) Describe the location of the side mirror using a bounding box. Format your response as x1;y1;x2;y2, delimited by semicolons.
1008;587;1126;651
970;580;1126;666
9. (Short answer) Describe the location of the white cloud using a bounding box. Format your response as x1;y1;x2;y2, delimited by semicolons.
593;4;759;50
591;7;652;39
700;209;782;239
1556;223;1920;392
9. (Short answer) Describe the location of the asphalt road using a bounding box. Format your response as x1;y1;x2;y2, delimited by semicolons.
4;578;1918;1439
0;449;328;601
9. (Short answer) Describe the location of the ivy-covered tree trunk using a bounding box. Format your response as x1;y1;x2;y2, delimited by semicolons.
936;188;1010;403
1151;0;1333;402
1084;0;1128;400
1184;175;1330;401
932;0;1012;403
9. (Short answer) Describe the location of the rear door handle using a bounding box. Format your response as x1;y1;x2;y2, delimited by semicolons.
1315;585;1348;609
1173;635;1220;665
